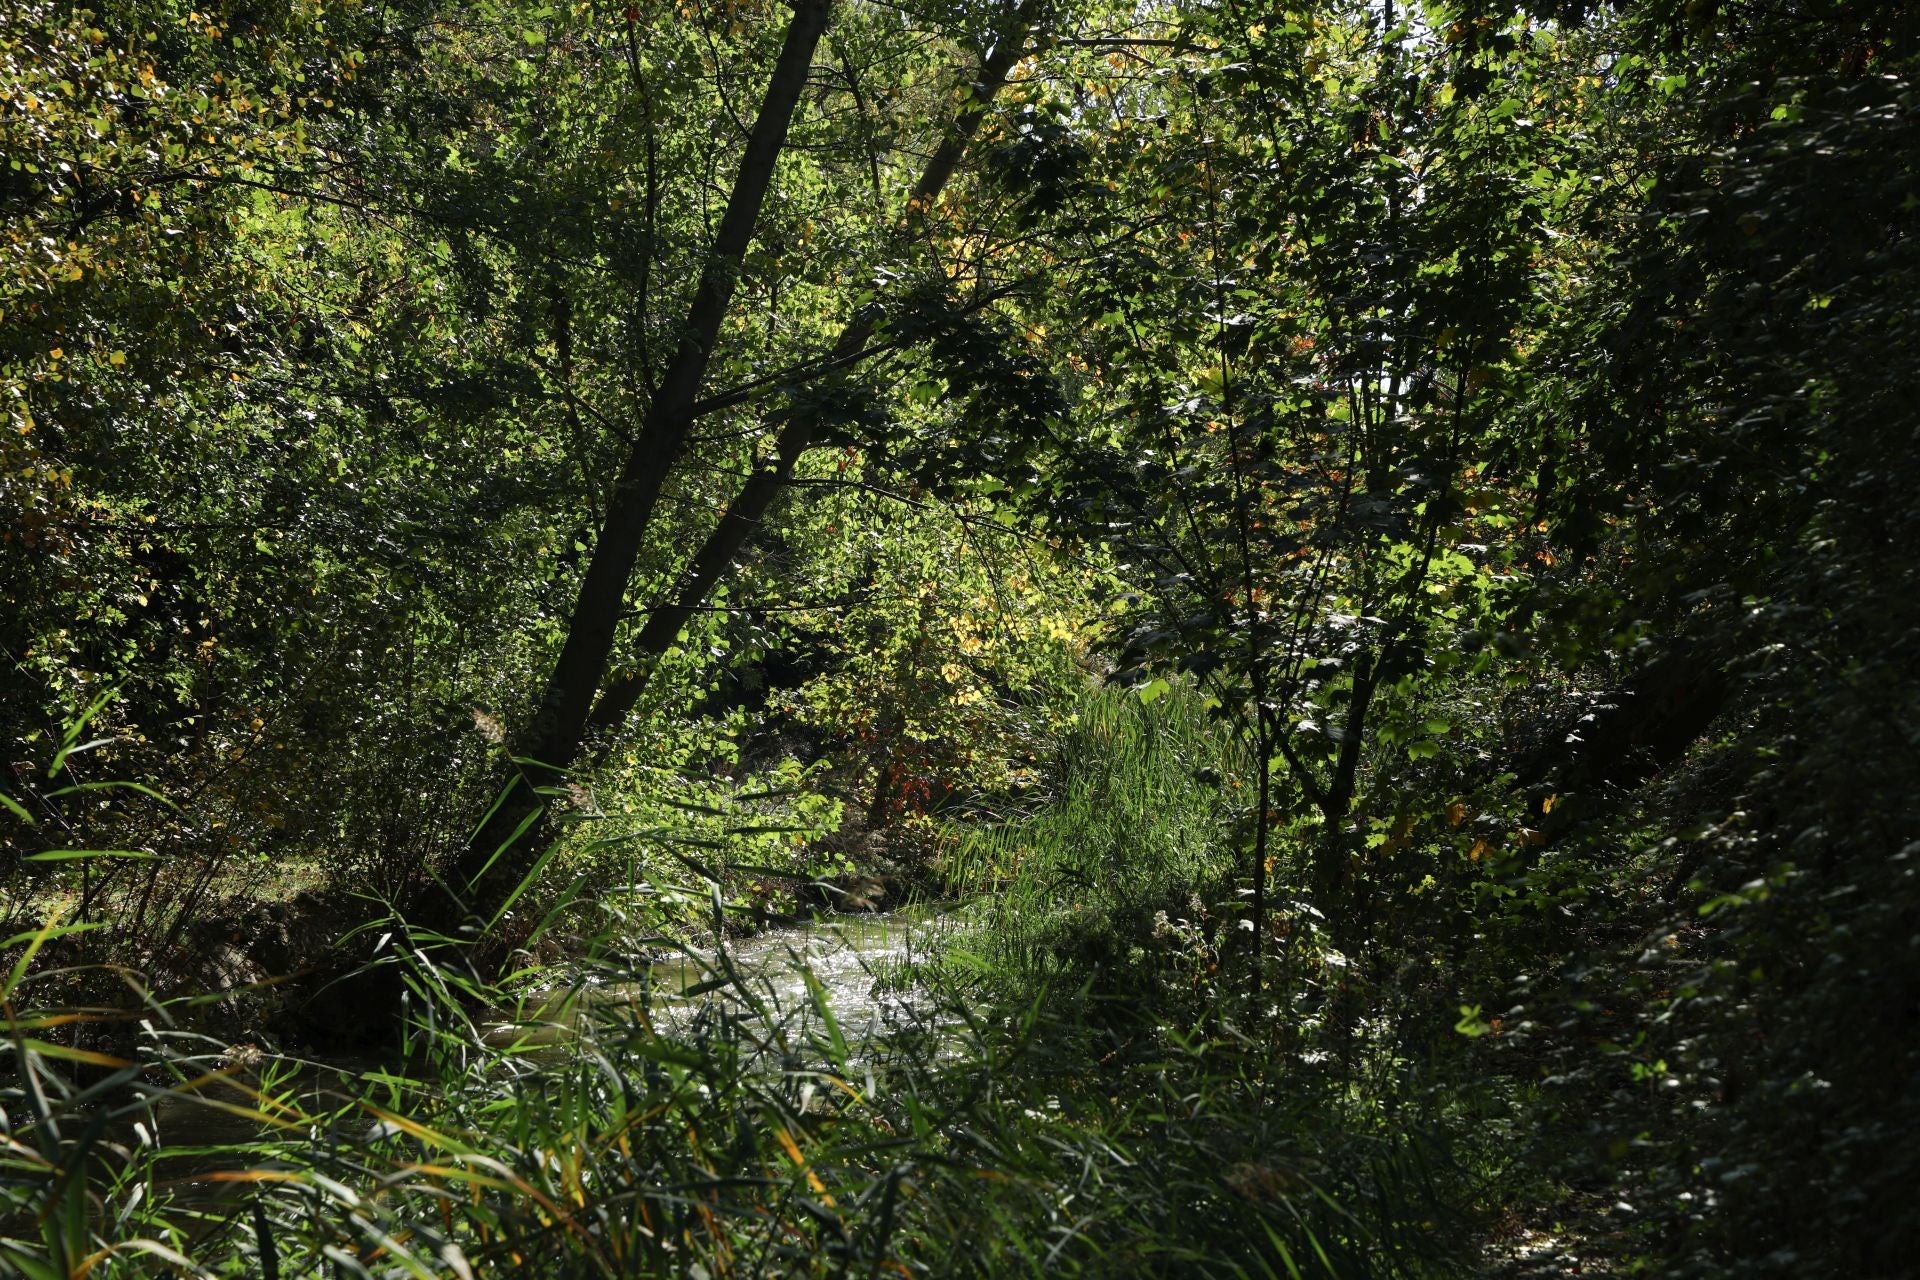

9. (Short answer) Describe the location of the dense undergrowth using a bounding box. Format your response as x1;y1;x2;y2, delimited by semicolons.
5;0;1916;1274
6;626;1919;1277
1;688;1486;1279
1;993;1456;1279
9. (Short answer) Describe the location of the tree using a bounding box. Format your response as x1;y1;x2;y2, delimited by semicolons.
0;0;510;923
416;0;1063;936
1491;3;1920;1269
997;0;1587;972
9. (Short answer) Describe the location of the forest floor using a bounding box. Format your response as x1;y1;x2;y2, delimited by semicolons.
1483;1194;1627;1278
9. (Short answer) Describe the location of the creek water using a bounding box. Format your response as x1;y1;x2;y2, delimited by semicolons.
548;906;953;1046
138;908;951;1192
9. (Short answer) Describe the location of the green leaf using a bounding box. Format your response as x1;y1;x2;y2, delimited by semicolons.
1453;1004;1491;1038
0;790;32;825
44;779;175;808
803;966;849;1068
5;910;83;1001
48;687;117;778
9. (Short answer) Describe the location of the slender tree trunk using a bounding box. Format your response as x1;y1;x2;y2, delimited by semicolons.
442;1;1049;939
582;9;1041;742
1248;703;1272;998
445;0;834;929
586;410;818;737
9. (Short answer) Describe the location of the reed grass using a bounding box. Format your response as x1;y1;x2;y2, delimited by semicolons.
939;684;1244;990
1;694;1477;1277
1;924;1474;1276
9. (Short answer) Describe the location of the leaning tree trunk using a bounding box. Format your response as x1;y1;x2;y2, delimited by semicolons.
583;7;1042;741
439;0;1046;946
438;0;835;938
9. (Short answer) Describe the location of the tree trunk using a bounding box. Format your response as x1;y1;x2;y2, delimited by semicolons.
582;9;1042;742
441;1;1048;941
445;0;834;932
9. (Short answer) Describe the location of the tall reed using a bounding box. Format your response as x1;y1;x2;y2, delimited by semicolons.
3;697;1475;1277
940;684;1243;987
2;904;1472;1277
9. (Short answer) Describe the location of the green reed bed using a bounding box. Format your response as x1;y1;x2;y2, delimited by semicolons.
938;685;1245;988
2;905;1474;1278
3;685;1476;1278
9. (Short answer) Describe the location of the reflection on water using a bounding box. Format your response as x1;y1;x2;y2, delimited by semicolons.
653;909;947;1034
489;907;955;1056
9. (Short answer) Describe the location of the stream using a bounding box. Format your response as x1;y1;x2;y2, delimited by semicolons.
138;908;953;1190
630;906;951;1041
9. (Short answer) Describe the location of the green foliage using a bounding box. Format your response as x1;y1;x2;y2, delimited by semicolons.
972;0;1602;948
4;0;1918;1273
771;473;1102;824
1;895;1480;1278
1470;25;1920;1274
571;732;847;931
940;683;1243;995
0;0;564;910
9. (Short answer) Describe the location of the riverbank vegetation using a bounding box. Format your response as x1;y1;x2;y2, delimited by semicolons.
4;0;1916;1273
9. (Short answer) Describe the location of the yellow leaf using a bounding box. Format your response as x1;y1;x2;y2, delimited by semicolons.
206;1169;306;1184
775;1126;833;1202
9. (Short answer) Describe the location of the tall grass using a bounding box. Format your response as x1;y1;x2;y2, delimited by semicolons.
0;908;1475;1277
1;692;1478;1277
939;684;1243;988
